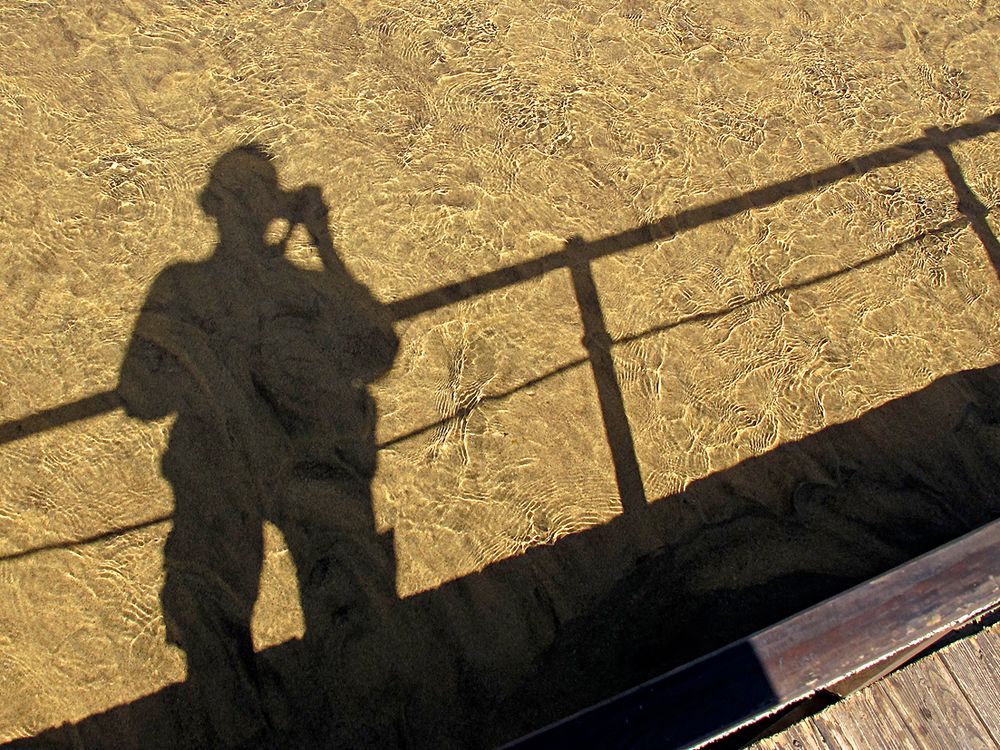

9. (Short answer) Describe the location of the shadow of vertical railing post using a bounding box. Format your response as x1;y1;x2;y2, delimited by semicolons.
566;237;648;515
926;126;1000;279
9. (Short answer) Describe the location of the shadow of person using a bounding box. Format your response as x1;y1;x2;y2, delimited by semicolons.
117;145;402;748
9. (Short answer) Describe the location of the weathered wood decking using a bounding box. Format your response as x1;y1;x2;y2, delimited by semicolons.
751;619;1000;749
505;519;1000;750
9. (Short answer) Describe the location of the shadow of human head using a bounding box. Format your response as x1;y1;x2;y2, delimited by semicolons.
198;143;297;257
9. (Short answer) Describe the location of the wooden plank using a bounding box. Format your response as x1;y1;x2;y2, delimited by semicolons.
753;519;1000;703
505;518;1000;750
879;653;996;749
826;634;946;698
749;623;1000;750
938;624;1000;743
750;717;837;750
738;695;839;746
810;683;925;750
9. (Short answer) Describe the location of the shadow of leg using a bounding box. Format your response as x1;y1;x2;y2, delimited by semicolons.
159;417;271;749
274;471;409;748
163;572;272;749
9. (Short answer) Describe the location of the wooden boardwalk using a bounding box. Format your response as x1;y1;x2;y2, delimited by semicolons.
751;621;1000;750
506;519;1000;750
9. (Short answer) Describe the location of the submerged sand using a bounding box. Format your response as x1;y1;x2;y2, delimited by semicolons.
1;0;999;746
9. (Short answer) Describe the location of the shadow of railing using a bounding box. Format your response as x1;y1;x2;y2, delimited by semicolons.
1;112;997;534
0;213;973;563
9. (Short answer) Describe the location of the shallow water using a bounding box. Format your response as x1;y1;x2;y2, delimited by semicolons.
1;0;999;746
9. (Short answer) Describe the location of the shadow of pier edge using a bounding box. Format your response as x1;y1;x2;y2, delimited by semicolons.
11;363;1000;749
3;112;1000;748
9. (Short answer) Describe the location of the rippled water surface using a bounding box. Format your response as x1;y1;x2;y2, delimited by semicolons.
1;0;999;746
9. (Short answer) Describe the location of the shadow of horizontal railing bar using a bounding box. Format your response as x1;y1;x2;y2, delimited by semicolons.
385;113;1000;322
2;113;996;450
0;110;997;560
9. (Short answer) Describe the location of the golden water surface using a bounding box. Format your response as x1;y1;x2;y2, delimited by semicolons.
1;0;999;746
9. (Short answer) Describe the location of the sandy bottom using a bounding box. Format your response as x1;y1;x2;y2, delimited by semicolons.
1;0;1000;747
